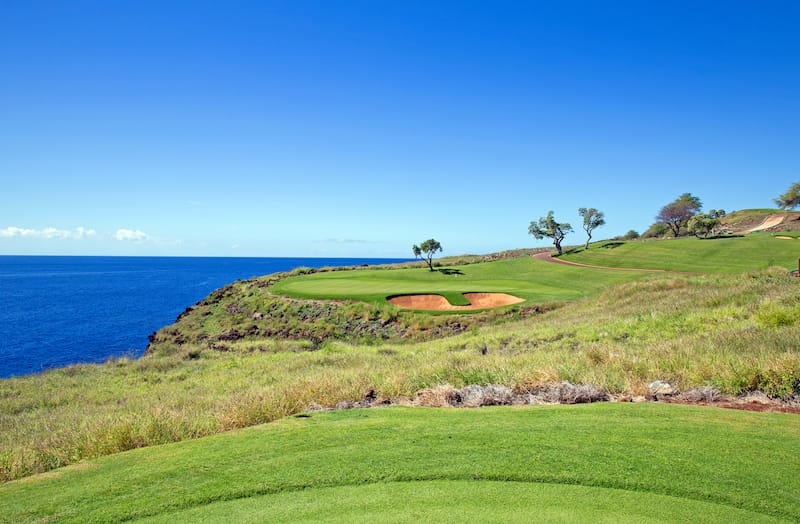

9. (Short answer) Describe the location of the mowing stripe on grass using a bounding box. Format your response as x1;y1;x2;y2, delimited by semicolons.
2;404;797;522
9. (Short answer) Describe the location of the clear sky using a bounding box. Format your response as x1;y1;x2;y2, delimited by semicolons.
1;1;798;257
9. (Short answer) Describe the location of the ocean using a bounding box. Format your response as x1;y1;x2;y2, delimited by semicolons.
0;256;409;379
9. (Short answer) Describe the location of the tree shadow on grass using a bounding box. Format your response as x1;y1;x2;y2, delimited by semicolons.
437;268;464;276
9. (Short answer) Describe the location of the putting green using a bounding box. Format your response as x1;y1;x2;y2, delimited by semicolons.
271;257;650;306
136;480;780;523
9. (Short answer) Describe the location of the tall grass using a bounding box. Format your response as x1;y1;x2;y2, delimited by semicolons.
1;270;799;482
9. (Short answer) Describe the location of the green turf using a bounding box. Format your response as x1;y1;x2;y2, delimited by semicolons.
561;234;800;273
1;404;797;523
271;256;650;307
135;480;779;523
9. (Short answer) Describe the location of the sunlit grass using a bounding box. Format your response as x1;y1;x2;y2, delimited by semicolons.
2;270;798;483
271;256;649;305
562;233;800;273
1;405;797;522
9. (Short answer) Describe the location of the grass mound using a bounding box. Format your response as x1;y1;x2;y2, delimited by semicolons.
562;233;800;273
1;404;797;522
137;481;778;523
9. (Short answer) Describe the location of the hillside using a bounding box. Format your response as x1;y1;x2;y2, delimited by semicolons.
560;233;800;273
721;209;800;233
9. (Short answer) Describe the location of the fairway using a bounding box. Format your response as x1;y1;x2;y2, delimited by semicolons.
271;257;650;307
2;404;797;522
561;234;800;273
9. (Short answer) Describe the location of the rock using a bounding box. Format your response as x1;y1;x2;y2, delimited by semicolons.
648;381;678;400
558;382;608;404
453;384;513;407
742;391;771;404
680;386;721;402
217;329;244;341
526;382;607;404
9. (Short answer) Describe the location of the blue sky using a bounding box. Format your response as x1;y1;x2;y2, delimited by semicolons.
1;1;798;257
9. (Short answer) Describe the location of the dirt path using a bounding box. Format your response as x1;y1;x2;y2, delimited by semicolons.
741;214;791;234
532;252;678;273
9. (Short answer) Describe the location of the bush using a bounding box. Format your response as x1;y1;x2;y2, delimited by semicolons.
642;222;670;238
614;230;640;241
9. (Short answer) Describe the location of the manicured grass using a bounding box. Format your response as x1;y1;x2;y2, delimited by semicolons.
1;404;797;522
561;234;800;273
137;481;779;523
271;256;650;306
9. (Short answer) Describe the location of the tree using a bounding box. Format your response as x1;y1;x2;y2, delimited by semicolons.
577;207;605;249
656;193;702;237
774;181;800;210
528;211;573;256
412;239;442;271
621;230;640;240
687;209;726;238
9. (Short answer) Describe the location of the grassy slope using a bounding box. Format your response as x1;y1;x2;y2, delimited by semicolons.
271;256;649;305
2;232;800;486
2;271;799;484
561;234;800;273
1;404;797;523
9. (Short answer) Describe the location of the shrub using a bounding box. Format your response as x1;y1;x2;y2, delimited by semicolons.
642;222;670;238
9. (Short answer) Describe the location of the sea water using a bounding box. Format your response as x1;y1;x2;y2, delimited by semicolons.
0;256;408;378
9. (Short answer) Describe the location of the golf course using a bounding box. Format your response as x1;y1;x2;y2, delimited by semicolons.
270;255;652;309
2;405;798;522
1;210;799;522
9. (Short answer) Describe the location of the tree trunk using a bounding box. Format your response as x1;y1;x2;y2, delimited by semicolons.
554;239;563;256
585;233;591;250
427;256;434;271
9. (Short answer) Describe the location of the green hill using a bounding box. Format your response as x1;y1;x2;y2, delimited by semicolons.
561;233;800;273
2;404;797;523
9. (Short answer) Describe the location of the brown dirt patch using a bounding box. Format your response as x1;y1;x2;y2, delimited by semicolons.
743;214;789;234
388;292;525;311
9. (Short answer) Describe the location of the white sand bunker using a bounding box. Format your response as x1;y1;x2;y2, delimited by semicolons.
775;236;795;240
388;292;525;311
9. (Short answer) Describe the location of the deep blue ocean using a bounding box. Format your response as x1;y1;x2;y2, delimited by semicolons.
0;256;409;378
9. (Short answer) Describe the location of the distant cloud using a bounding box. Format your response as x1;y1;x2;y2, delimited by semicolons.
115;228;149;242
0;226;97;239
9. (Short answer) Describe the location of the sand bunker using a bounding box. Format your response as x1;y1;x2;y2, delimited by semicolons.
388;292;525;311
775;236;795;240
